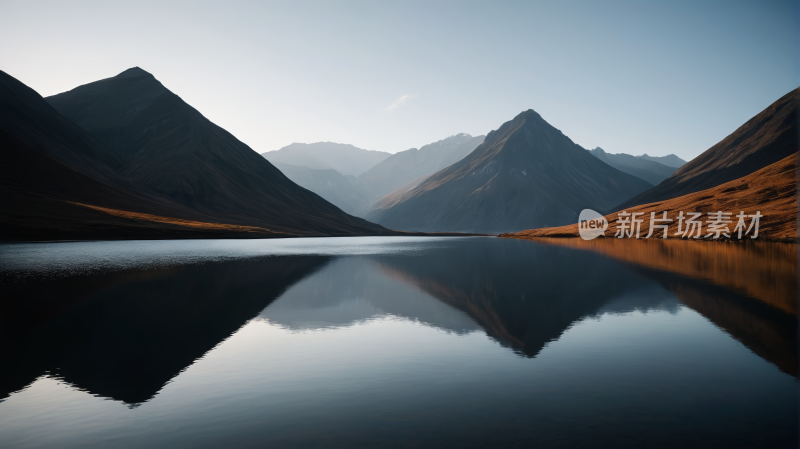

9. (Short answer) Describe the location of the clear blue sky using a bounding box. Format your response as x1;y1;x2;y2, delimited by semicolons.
1;0;797;160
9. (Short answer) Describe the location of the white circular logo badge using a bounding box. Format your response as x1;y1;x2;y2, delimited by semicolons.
578;209;608;240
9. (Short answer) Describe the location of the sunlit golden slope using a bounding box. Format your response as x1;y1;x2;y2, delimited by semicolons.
502;153;797;241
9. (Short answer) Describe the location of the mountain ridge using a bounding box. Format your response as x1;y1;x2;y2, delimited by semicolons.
358;133;485;202
589;147;678;185
637;153;686;168
614;87;799;211
364;109;652;233
38;67;391;237
262;142;390;177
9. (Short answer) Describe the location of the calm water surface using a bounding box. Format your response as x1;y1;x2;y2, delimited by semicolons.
0;237;796;448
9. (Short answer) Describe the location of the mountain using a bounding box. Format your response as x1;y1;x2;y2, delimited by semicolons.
0;69;275;240
637;153;686;168
262;142;390;176
44;67;389;237
615;87;799;211
359;133;485;201
0;127;285;241
364;109;652;233
0;69;132;187
272;133;485;216
589;147;678;185
272;163;372;215
502;152;797;241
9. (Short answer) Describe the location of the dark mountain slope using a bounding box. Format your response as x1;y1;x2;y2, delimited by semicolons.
359;133;485;201
589;147;677;185
0;70;126;184
0;70;286;240
46;68;389;236
615;87;799;211
365;110;652;233
0;130;284;240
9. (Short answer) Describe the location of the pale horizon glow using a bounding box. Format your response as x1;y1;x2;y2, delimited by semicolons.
0;0;797;159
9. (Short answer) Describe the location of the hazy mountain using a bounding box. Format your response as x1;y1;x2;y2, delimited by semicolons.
637;153;686;168
615;87;799;211
43;67;389;237
367;174;431;214
359;133;485;201
589;147;678;185
272;163;372;215
364;109;652;233
262;142;390;176
273;133;485;216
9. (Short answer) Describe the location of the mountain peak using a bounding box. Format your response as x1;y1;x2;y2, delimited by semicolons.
516;109;545;121
115;67;152;79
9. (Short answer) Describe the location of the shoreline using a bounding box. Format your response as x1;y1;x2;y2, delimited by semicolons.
499;233;799;244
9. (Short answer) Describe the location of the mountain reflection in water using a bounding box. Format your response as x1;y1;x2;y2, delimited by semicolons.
0;237;795;448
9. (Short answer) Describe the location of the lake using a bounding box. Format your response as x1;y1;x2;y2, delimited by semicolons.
0;236;796;448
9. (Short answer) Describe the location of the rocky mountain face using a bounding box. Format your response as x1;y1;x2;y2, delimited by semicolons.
589;147;678;185
3;67;391;238
615;87;799;211
262;142;390;177
363;109;652;233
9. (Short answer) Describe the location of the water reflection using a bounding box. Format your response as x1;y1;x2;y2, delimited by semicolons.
524;237;797;314
2;237;794;410
524;238;798;376
1;256;332;404
258;257;479;334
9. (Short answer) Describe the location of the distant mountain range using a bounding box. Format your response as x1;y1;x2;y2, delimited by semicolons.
262;142;390;177
1;68;392;240
589;147;681;186
265;133;485;216
363;109;653;233
359;133;485;201
270;162;372;216
615;87;798;211
637;153;686;168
